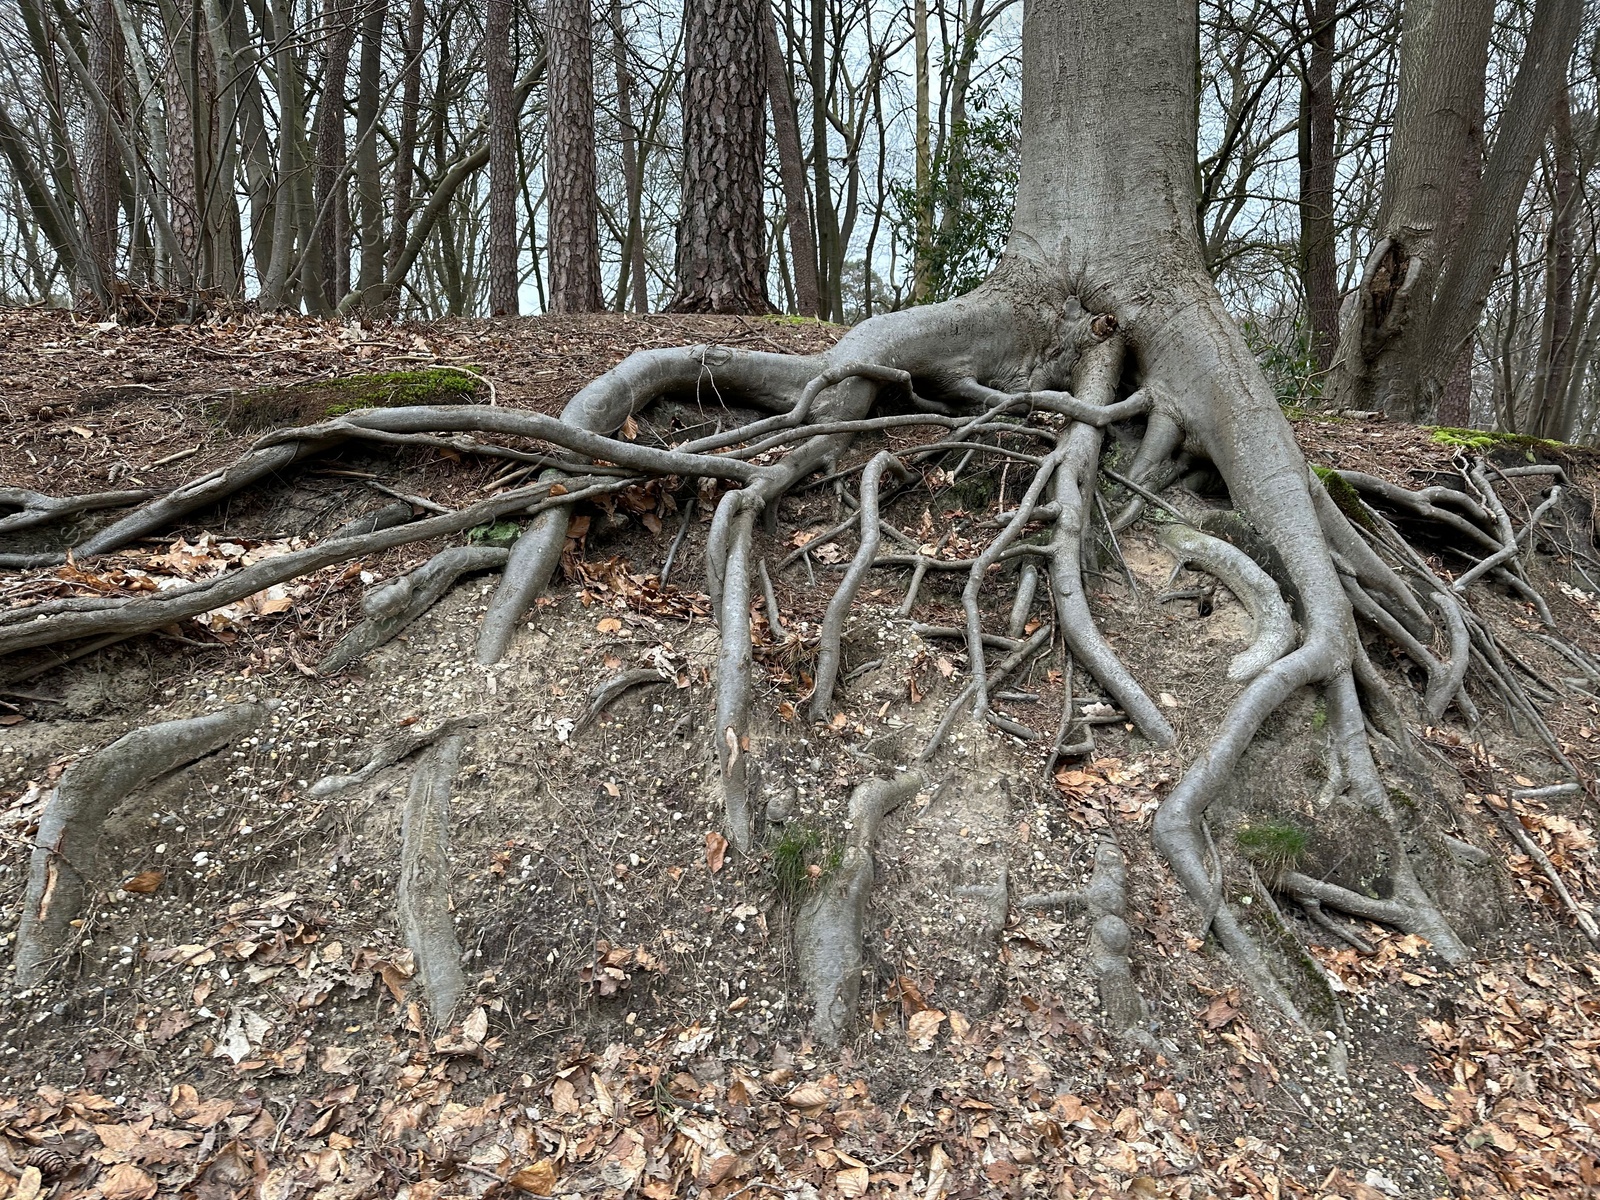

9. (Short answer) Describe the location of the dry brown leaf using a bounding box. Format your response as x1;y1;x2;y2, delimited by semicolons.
705;831;728;874
907;1008;945;1049
121;869;164;894
509;1160;558;1195
462;1006;489;1044
596;617;623;634
835;1165;869;1197
99;1163;158;1200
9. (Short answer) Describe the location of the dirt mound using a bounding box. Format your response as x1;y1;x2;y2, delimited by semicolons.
0;310;1596;1199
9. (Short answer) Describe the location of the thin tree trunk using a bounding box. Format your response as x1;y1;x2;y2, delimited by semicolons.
761;0;818;316
670;0;771;312
911;0;930;303
1533;93;1579;440
79;0;121;303
355;0;388;297
485;0;519;314
385;0;426;294
312;0;357;312
545;0;602;312
610;0;647;313
1297;0;1338;379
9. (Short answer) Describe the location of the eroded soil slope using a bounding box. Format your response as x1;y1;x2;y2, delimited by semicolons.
0;308;1596;1200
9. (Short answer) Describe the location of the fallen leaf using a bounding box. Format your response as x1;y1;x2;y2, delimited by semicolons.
596;617;623;634
705;831;728;874
100;1164;158;1200
462;1007;489;1044
121;870;164;894
908;1008;946;1049
835;1165;869;1197
509;1160;558;1195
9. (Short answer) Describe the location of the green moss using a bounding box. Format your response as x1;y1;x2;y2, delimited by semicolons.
468;520;522;548
1388;786;1418;812
1236;819;1310;878
213;367;480;432
768;823;839;902
1428;426;1562;458
763;313;831;327
1310;699;1327;734
1312;465;1376;532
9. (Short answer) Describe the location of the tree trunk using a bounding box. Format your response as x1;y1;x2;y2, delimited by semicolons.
354;0;388;297
609;0;647;313
670;0;771;313
312;0;357;312
1297;0;1338;379
486;0;519;315
911;0;930;303
1332;0;1580;422
385;0;426;297
79;0;121;303
545;0;602;313
761;0;819;317
1532;93;1579;440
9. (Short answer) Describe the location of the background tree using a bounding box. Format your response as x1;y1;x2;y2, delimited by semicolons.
546;0;602;312
670;0;771;312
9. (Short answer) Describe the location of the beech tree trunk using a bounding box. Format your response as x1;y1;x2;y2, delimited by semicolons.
1297;0;1338;378
354;0;388;297
545;0;602;313
1532;93;1580;440
670;0;771;313
486;0;519;315
1332;0;1581;423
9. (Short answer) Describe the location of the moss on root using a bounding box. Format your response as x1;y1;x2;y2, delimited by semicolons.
1311;465;1376;532
768;823;839;903
1428;427;1562;457
213;367;479;432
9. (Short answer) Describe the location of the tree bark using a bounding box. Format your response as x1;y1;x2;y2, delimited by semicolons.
760;0;819;317
312;0;357;312
486;0;520;315
545;0;602;312
1297;0;1338;378
1332;0;1581;423
670;0;771;313
609;0;647;313
354;0;388;297
385;0;426;295
1531;92;1579;440
79;0;121;303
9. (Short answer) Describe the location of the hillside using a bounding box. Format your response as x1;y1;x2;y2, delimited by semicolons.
0;307;1596;1200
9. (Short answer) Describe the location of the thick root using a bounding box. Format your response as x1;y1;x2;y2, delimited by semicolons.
398;734;470;1024
794;771;922;1047
321;545;509;674
14;704;268;987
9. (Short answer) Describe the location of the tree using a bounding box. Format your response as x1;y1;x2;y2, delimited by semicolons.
485;0;519;315
1333;0;1582;422
670;0;771;313
545;0;602;313
1297;0;1339;375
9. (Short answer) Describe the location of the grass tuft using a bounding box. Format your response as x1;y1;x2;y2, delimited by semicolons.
1236;819;1310;878
768;823;838;902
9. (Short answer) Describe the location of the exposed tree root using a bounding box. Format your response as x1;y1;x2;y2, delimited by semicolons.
397;734;470;1024
320;546;510;674
308;715;483;798
5;263;1594;1052
14;704;268;987
794;771;922;1047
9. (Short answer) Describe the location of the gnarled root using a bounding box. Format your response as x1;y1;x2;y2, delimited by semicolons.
320;545;510;674
14;704;268;987
795;771;922;1047
1158;522;1294;682
398;734;470;1024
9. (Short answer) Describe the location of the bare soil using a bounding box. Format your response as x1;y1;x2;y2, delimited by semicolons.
0;309;1596;1200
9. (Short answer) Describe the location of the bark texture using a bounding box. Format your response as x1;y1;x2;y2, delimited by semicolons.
1297;0;1338;376
486;0;519;315
670;0;771;313
1333;0;1581;422
545;0;603;312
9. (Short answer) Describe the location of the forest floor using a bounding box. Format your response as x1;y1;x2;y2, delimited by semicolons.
0;307;1597;1200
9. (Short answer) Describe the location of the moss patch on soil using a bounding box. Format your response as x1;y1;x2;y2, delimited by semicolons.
212;367;479;432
